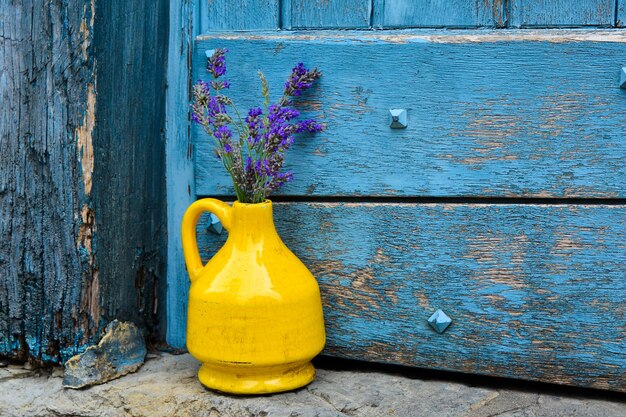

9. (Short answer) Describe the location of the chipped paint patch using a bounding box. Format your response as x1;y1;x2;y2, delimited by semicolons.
77;204;99;335
197;29;626;44
79;0;95;60
76;83;96;196
77;204;94;254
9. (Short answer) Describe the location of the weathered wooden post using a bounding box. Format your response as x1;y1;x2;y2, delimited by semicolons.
0;0;168;363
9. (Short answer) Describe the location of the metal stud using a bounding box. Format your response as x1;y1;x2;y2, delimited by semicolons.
207;213;223;235
389;109;408;129
428;309;452;334
620;67;626;89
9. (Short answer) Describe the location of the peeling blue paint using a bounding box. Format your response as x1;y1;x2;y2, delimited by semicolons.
193;32;626;198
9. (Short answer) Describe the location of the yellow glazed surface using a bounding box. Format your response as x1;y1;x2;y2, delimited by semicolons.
181;199;326;394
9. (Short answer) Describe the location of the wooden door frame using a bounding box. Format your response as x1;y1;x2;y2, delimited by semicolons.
165;0;199;348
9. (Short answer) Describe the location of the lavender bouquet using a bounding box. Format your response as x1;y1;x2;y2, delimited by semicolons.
191;48;324;203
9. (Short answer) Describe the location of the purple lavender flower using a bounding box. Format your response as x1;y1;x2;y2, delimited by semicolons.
211;80;230;90
283;63;322;102
214;125;232;142
246;107;264;145
296;119;324;133
207;48;228;78
190;48;324;203
269;171;294;191
207;96;225;118
256;159;271;176
196;80;211;95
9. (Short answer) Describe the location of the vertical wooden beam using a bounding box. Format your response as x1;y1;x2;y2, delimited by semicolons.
92;1;168;338
165;0;197;348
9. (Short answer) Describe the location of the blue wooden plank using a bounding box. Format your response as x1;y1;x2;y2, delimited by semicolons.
198;0;279;32
195;203;626;392
193;30;626;198
284;0;371;29
372;0;505;28
165;0;197;349
509;0;616;27
618;0;626;26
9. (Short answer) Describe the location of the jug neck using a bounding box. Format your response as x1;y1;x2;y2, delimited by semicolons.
229;200;278;238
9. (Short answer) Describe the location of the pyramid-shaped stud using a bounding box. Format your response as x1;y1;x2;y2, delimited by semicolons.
428;309;452;334
389;109;408;129
620;67;626;89
207;213;223;235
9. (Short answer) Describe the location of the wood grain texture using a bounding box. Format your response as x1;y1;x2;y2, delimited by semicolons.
195;203;626;391
0;0;168;363
199;0;279;32
0;0;95;363
165;0;198;349
372;0;505;28
92;1;168;340
618;0;626;26
508;0;616;27
193;31;626;198
284;0;372;29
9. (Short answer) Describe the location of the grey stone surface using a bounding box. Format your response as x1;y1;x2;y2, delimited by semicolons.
0;366;34;383
63;320;147;389
0;353;623;417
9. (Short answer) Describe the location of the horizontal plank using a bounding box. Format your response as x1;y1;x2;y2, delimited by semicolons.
372;0;505;28
509;0;616;28
199;0;279;32
284;0;371;29
195;202;626;391
193;31;626;198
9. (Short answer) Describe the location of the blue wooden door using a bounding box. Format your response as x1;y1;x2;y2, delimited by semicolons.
166;0;626;392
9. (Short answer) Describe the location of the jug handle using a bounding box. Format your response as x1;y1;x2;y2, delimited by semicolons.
181;198;232;282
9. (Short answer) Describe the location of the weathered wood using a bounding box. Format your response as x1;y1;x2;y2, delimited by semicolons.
0;0;95;362
165;0;198;349
195;203;626;392
0;0;168;363
372;0;505;28
284;0;371;29
618;1;626;27
193;31;626;198
199;0;279;32
509;0;616;27
92;1;168;339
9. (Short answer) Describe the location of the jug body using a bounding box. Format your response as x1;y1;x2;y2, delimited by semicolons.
182;199;326;394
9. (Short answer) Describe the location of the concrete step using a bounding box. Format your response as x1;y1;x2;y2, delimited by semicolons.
0;353;624;417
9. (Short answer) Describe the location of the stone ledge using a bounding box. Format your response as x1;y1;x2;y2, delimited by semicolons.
0;353;624;417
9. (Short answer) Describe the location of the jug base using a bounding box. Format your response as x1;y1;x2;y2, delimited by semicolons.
198;360;316;394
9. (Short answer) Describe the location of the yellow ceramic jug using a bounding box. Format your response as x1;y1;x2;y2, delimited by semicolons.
181;199;326;394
